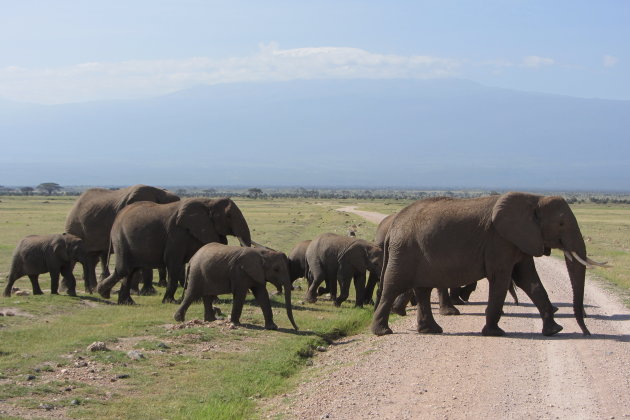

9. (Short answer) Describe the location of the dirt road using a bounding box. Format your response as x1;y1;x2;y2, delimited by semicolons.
264;207;630;420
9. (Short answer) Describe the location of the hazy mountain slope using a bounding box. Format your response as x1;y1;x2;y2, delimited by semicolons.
1;79;628;189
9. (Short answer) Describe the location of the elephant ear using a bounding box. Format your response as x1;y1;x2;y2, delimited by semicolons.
115;185;157;213
175;199;219;244
52;234;70;261
491;192;545;257
239;251;266;285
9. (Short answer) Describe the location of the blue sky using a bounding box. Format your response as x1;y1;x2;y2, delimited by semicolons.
1;0;628;104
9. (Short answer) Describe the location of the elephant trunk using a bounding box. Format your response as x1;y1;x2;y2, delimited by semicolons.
233;212;252;247
284;279;299;331
562;220;590;336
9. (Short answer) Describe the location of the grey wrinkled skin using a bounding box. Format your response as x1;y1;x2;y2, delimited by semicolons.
4;233;90;297
372;192;590;337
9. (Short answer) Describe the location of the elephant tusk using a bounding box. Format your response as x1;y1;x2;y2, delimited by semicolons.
585;256;612;268
563;250;574;262
571;251;592;268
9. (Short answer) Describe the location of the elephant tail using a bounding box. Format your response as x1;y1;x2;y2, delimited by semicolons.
182;263;191;292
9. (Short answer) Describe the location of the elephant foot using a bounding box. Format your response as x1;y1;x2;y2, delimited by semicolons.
439;306;460;316
542;321;563;337
139;286;158;296
450;296;466;305
304;296;317;304
67;290;77;297
333;300;342;307
162;295;180;304
371;323;393;336
481;325;505;336
96;283;111;299
264;322;278;330
118;296;136;305
417;322;443;334
35;290;45;295
173;311;185;322
317;287;329;296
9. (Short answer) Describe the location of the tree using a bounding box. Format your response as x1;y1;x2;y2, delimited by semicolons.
248;188;263;199
20;187;34;196
37;182;62;195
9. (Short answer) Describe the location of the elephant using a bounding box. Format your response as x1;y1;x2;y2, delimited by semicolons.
95;197;252;304
65;184;179;293
375;212;459;315
304;233;382;307
288;239;312;284
173;243;298;331
372;192;604;337
4;233;89;297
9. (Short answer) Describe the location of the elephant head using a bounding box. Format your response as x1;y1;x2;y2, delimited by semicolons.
242;249;298;330
60;233;92;289
492;192;604;335
115;185;180;213
175;198;252;247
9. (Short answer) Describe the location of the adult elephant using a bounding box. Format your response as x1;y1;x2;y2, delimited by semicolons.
375;211;459;315
174;243;298;331
96;198;251;304
65;184;180;293
372;192;604;337
305;233;382;307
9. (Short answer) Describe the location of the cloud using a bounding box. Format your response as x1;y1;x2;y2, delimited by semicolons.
522;56;555;68
603;55;618;68
0;44;460;104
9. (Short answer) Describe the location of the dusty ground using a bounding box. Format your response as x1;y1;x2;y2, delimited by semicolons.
263;208;630;420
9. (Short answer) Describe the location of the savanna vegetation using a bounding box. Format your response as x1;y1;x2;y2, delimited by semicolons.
0;195;628;419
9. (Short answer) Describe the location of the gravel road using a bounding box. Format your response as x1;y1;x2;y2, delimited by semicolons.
263;207;630;420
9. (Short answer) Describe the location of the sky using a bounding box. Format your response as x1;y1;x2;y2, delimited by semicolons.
1;0;629;104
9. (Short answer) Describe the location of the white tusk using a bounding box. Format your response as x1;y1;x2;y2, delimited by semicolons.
586;256;611;268
571;251;592;268
563;250;574;262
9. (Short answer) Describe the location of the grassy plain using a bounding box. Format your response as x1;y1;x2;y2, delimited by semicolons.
0;196;378;420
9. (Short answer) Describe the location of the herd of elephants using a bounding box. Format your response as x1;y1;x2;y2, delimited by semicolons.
4;184;609;337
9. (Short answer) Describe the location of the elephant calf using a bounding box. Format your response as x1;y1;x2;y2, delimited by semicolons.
174;243;298;331
305;233;383;307
4;233;89;297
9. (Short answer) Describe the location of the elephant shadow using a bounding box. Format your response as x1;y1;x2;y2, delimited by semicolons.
444;330;630;343
78;295;117;305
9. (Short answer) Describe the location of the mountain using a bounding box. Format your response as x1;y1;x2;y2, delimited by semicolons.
1;79;629;190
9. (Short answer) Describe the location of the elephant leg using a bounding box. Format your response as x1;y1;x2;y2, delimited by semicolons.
371;285;406;336
363;270;378;305
202;295;218;322
3;273;20;297
305;265;326;303
49;271;60;295
29;274;44;295
60;266;77;297
512;259;562;336
508;281;519;305
162;262;183;304
481;273;511;336
438;287;460;315
391;290;412;316
230;289;247;326
414;287;443;334
334;264;355;307
352;272;367;308
252;286;277;330
139;269;158;296
96;270;124;299
174;289;196;322
117;274;136;305
158;267;168;287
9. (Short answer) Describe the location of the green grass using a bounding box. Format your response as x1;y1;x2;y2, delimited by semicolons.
0;196;379;419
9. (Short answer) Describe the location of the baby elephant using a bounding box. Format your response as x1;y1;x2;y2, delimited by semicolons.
174;243;298;331
4;233;90;297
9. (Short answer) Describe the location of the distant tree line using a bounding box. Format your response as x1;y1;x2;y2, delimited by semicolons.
1;184;630;204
